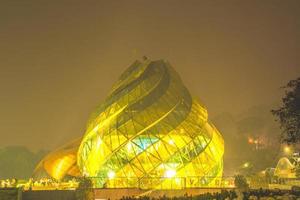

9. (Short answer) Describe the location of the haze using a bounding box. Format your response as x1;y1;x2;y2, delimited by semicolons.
0;0;299;151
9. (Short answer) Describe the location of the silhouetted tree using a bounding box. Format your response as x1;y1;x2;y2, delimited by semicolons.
76;177;94;200
0;146;47;179
295;163;300;179
272;77;300;144
234;175;249;191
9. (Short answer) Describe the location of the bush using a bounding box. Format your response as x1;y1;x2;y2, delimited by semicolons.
234;175;249;191
295;164;300;179
75;177;94;200
0;188;20;200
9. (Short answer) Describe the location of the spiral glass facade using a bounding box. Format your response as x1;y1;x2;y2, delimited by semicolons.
77;59;224;188
33;59;224;189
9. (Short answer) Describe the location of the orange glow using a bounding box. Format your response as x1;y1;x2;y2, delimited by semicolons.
248;138;253;144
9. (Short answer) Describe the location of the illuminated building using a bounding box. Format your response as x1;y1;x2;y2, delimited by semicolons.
33;59;224;189
274;153;300;179
274;157;296;178
33;138;81;180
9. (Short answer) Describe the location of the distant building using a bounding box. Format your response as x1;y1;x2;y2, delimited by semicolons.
274;153;300;179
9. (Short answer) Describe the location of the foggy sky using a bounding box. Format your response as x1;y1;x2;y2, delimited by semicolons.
0;0;299;150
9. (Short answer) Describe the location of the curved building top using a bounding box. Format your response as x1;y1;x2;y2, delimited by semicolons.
34;59;224;189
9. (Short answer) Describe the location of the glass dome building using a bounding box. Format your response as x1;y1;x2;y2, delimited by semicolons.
34;59;224;189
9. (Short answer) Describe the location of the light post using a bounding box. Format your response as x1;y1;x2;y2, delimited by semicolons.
283;146;292;155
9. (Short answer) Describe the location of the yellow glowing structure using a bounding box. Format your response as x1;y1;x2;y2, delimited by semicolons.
274;157;296;178
33;138;81;180
77;59;224;188
33;59;224;189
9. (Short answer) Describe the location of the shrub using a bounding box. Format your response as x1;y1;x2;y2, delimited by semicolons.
234;175;249;191
75;177;94;200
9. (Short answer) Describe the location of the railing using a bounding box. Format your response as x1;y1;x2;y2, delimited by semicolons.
249;177;300;189
89;176;235;189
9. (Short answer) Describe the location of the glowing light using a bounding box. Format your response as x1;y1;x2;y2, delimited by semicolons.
96;137;102;149
168;139;174;145
164;169;176;178
284;146;291;154
127;143;132;151
107;170;115;179
248;138;253;144
243;162;249;168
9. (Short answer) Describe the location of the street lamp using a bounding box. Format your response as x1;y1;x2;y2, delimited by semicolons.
284;146;291;154
243;162;249;168
107;170;115;179
165;169;176;178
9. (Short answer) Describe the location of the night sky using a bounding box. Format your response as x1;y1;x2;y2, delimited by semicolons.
1;0;299;151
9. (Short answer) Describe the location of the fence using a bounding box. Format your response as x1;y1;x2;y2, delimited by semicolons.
89;176;235;190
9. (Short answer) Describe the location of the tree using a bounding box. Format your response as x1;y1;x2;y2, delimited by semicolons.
295;163;300;179
234;175;249;191
0;146;47;179
272;77;300;144
75;177;94;200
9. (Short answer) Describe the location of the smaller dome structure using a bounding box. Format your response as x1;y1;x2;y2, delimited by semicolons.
33;138;81;180
274;157;296;178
